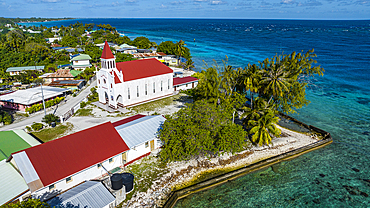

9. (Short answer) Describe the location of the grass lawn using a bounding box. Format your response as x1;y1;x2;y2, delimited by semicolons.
74;108;94;117
129;94;189;113
32;123;74;142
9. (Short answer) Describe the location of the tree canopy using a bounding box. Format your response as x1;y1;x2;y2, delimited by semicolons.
159;100;248;162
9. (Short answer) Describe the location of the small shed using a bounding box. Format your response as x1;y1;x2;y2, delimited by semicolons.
47;181;115;208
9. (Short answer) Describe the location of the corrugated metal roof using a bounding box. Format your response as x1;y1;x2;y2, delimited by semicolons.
116;59;173;82
47;181;115;208
0;130;39;161
12;151;40;184
71;54;91;61
0;160;29;206
6;66;44;72
13;130;41;147
115;115;166;148
13;122;130;187
173;76;198;86
0;86;70;105
112;114;146;127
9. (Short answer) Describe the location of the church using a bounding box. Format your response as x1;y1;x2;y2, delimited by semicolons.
97;41;174;109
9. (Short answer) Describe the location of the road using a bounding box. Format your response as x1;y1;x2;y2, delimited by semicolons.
0;80;97;131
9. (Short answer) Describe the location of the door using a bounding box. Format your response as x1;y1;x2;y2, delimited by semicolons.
192;82;194;88
122;152;127;164
150;140;155;151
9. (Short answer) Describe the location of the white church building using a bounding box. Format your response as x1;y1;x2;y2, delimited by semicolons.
97;41;174;109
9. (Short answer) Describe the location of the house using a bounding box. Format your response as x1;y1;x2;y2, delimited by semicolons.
0;86;70;111
97;41;173;109
173;76;199;92
116;44;137;54
133;52;167;60
70;54;92;69
47;181;116;208
113;114;165;165
45;37;61;43
0;130;40;205
6;66;44;76
43;69;83;84
47;79;85;90
10;122;130;201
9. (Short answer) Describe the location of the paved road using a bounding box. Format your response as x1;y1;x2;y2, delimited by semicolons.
0;80;96;131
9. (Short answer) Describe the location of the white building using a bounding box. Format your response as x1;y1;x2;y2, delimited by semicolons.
113;114;166;165
97;41;173;109
10;122;130;201
70;54;92;69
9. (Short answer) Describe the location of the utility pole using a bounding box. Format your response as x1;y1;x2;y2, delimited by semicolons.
34;59;46;116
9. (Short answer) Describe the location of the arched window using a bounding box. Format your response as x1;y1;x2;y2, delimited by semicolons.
145;84;147;95
161;81;163;91
168;79;170;89
128;88;130;99
137;86;139;97
153;82;155;93
103;79;106;84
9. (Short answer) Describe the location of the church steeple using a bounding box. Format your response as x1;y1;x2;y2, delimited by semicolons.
101;41;116;70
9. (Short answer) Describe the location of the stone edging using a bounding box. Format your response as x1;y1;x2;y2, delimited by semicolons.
162;123;333;208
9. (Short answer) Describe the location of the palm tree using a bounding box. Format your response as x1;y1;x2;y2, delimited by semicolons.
175;40;187;65
243;64;261;110
260;58;293;105
248;111;281;146
181;58;195;71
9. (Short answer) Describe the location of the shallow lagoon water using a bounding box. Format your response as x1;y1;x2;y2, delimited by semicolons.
25;19;370;207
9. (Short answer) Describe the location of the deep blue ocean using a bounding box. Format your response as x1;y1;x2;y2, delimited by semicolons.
23;19;370;207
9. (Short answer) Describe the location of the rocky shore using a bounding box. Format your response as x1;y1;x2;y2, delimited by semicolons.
123;126;319;208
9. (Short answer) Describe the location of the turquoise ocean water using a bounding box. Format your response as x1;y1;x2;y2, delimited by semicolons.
24;19;370;207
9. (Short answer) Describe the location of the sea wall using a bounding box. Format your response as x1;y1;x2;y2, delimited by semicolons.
163;121;333;208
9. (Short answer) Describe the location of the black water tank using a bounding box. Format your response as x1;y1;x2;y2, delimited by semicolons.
111;173;123;190
122;173;134;193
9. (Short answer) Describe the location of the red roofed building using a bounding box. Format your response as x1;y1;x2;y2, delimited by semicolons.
173;76;199;91
11;122;129;201
97;41;174;109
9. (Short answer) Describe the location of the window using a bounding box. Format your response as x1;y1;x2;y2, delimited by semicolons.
145;84;147;95
186;84;188;87
111;83;113;88
161;81;163;91
66;176;72;183
103;79;106;84
97;164;102;168
109;158;114;163
137;86;139;97
145;142;149;148
98;79;100;84
168;79;170;89
153;82;155;93
49;184;55;190
128;88;130;99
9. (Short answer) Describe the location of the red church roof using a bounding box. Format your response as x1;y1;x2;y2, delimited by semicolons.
173;76;198;86
17;122;129;187
112;114;146;127
116;59;173;81
114;71;121;84
101;41;114;59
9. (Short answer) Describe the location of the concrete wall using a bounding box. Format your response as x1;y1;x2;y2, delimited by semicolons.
31;153;123;201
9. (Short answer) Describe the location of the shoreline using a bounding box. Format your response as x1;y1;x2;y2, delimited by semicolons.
122;124;332;208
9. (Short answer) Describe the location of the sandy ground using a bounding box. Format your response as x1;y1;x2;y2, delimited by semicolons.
124;126;319;208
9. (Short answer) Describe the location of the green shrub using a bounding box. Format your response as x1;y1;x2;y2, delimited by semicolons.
42;114;60;126
26;126;32;132
2;114;12;125
80;101;87;108
31;123;44;131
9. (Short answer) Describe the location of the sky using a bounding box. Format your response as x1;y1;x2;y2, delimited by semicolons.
1;0;369;20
